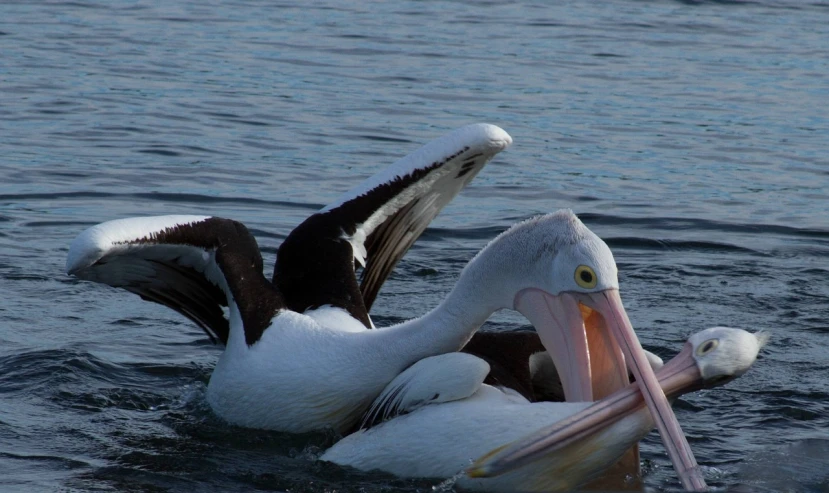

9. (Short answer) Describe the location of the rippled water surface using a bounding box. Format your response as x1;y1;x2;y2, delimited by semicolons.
2;0;828;491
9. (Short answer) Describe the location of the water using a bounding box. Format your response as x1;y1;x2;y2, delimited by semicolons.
1;0;828;491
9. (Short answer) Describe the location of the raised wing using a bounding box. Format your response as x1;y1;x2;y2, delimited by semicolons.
274;124;512;328
66;215;284;346
360;352;490;430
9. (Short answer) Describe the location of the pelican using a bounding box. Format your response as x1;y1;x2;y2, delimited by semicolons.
321;327;767;492
65;123;698;485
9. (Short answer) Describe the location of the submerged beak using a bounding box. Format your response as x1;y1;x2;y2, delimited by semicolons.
467;342;703;478
513;288;705;491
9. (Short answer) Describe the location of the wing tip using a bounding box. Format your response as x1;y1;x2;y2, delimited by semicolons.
320;124;512;215
66;230;106;275
65;215;212;275
463;123;513;151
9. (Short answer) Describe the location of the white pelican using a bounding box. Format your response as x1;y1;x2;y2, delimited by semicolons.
321;327;767;492
66;123;699;485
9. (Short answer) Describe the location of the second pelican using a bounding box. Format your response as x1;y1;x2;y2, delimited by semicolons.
322;327;767;492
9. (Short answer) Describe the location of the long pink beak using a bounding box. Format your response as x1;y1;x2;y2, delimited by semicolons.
513;288;706;491
466;342;702;477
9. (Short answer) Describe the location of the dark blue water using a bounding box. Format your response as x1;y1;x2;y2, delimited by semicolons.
2;1;828;491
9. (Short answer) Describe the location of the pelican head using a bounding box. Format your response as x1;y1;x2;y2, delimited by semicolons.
513;211;625;402
687;326;769;382
652;326;769;400
469;210;629;403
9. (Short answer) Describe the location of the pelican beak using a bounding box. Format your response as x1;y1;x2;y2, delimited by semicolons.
513;288;705;490
513;288;594;402
467;342;704;478
512;288;632;402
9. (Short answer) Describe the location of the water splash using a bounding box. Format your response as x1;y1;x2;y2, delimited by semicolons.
431;470;464;492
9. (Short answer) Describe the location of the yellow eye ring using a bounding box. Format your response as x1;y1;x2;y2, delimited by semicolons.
696;338;719;356
574;265;597;289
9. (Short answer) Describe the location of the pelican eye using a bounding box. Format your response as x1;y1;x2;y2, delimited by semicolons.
574;265;597;289
696;338;719;356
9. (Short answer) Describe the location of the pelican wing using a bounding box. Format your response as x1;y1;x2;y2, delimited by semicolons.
66;215;283;346
360;352;490;429
274;124;512;328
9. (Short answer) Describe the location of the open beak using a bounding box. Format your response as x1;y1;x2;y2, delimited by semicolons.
513;288;705;491
513;288;629;402
466;342;704;478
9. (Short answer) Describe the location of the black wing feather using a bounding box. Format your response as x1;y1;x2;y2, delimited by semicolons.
275;124;511;325
68;216;284;346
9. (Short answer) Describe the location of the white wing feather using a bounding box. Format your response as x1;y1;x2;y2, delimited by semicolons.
361;352;491;429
